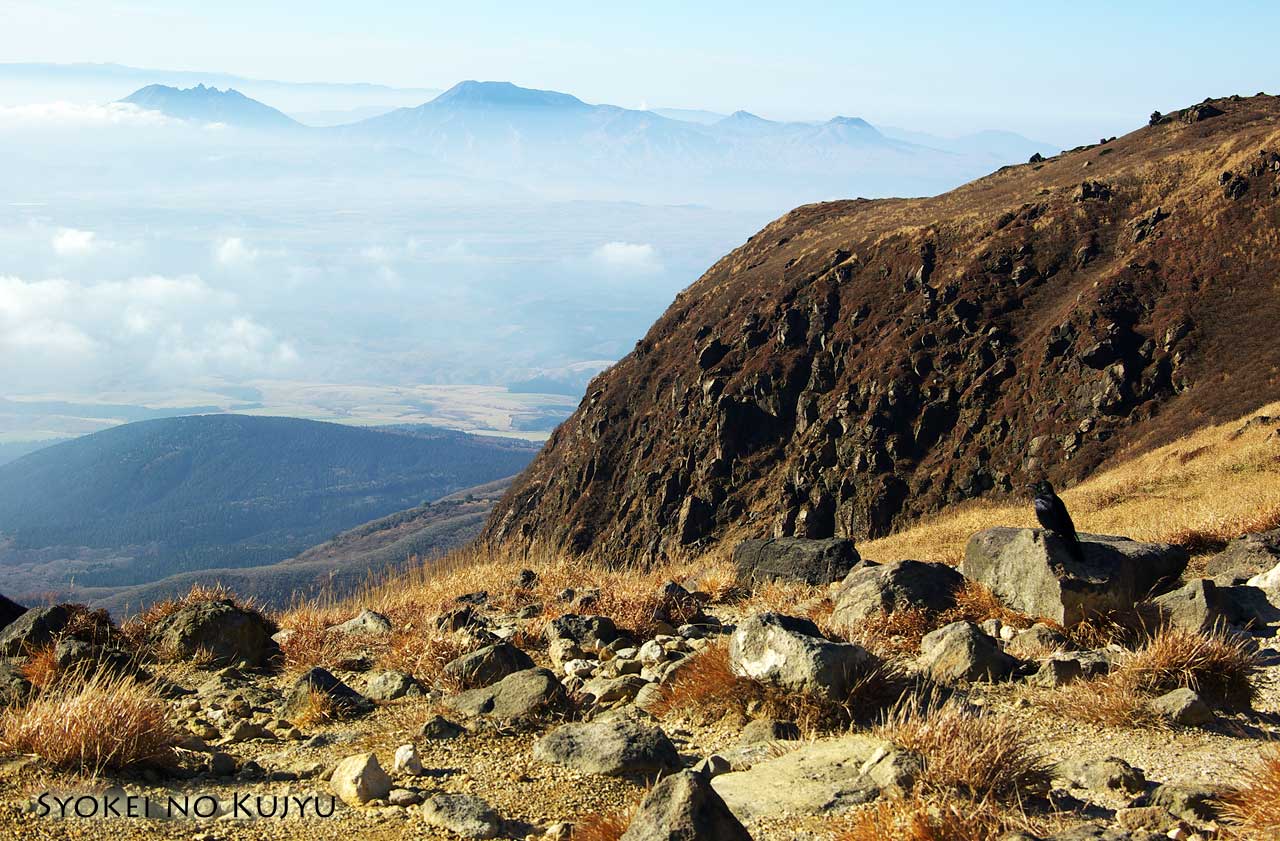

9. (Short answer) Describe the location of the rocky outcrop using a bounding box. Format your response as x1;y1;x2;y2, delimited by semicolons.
619;770;752;841
961;528;1187;625
148;599;278;667
729;613;876;700
0;594;24;633
444;667;568;723
1206;528;1280;584
486;95;1280;561
731;537;860;585
0;604;73;656
533;718;680;777
831;560;965;625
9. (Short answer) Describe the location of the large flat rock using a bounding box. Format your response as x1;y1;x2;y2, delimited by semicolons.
962;528;1187;626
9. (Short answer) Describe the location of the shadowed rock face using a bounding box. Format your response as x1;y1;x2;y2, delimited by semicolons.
961;527;1188;625
485;96;1280;560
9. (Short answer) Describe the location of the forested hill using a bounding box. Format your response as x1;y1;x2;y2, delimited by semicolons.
0;415;537;591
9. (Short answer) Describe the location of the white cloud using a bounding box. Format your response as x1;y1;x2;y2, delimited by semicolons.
591;241;660;273
0;101;180;130
216;237;258;266
51;228;97;256
0;273;297;390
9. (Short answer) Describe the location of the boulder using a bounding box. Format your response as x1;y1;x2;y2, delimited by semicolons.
420;794;500;839
148;599;278;667
1030;656;1083;688
364;670;425;701
1150;688;1213;726
1206;529;1280;584
443;642;535;689
545;614;618;648
1149;783;1222;823
917;621;1019;683
419;714;465;740
533;719;679;777
732;537;860;585
327;609;392;635
962;529;1187;626
0;661;32;707
831;560;965;625
443;667;567;722
0;604;73;656
393;744;423;776
1150;579;1231;634
280;668;374;720
729;613;876;700
711;735;908;820
1006;623;1069;658
1247;560;1280;606
0;594;25;633
329;753;392;806
619;770;752;841
1053;756;1146;795
737;718;801;745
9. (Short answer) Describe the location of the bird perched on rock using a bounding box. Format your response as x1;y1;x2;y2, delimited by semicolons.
1028;479;1085;562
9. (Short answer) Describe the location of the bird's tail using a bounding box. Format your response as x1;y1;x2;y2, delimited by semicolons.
1068;536;1086;563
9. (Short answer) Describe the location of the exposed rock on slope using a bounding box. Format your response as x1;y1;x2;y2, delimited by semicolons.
487;95;1280;558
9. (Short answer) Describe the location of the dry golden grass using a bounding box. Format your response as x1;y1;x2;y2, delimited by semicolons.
846;607;938;659
17;645;61;691
1221;744;1280;839
1118;625;1260;704
650;642;902;735
861;402;1280;565
874;697;1048;799
570;805;634;841
831;790;1042;841
1035;677;1168;730
0;669;179;774
288;687;341;728
119;582;269;655
945;580;1037;630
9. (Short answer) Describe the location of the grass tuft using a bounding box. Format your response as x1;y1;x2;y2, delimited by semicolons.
0;669;179;774
1220;744;1280;838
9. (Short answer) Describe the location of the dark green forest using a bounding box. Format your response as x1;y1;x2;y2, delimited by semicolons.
0;415;538;586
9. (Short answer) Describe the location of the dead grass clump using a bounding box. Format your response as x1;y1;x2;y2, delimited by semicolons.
651;643;903;735
61;604;119;647
943;581;1036;631
1035;677;1168;729
832;791;1029;841
288;687;341;729
380;631;475;693
17;645;61;690
0;669;179;774
1220;744;1280;838
846;607;937;659
1117;626;1261;705
875;698;1048;799
570;805;634;841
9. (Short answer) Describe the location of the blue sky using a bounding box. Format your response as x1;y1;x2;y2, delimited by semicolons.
4;1;1279;143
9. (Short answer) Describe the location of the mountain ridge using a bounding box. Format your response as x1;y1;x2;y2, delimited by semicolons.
484;94;1280;559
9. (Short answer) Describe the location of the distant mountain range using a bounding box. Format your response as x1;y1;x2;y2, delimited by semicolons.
121;83;301;130
107;81;1056;202
0;415;538;603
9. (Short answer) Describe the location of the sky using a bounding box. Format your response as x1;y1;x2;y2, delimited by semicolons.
3;1;1279;144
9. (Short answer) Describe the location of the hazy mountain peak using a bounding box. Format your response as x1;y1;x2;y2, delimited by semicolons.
120;83;301;129
826;115;877;131
431;80;589;110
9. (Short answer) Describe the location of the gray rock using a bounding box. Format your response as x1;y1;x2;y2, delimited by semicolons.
732;537;861;586
962;528;1188;626
729;612;876;699
917;621;1019;683
1053;756;1146;794
545;614;618;648
619;770;751;841
1030;656;1083;687
710;736;899;820
364;670;424;701
329;753;392;806
1248;560;1280;607
533;719;679;777
1151;579;1231;634
691;754;732;778
327;609;393;636
1149;783;1222;823
209;752;237;776
634;682;666;713
419;714;465;739
1206;528;1280;584
388;788;422;807
0;604;73;656
831;560;965;624
280;668;374;720
1006;622;1069;658
148;600;278;667
420;793;500;838
581;674;647;704
737;718;801;745
0;662;32;707
444;667;567;722
1150;687;1213;726
443;642;535;689
0;594;25;633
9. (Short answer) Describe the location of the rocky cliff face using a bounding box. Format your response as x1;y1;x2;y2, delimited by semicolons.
486;95;1280;559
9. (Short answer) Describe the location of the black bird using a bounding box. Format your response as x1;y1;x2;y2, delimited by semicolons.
1028;479;1086;562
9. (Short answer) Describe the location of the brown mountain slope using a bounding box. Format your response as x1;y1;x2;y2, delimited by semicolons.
486;95;1280;559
